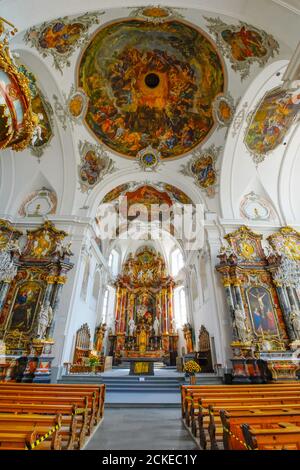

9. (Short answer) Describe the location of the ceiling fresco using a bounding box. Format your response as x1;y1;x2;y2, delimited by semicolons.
205;17;280;80
24;12;104;73
101;182;192;206
78;18;225;160
245;87;300;164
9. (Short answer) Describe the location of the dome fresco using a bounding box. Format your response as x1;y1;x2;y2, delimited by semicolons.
78;18;225;159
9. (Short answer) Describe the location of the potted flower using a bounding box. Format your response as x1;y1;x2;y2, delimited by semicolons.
184;360;201;384
88;352;99;373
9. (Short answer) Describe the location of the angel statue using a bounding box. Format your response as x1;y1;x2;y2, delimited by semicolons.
56;240;74;259
233;304;250;343
36;301;53;340
153;316;160;336
290;306;300;340
128;318;136;337
7;239;21;255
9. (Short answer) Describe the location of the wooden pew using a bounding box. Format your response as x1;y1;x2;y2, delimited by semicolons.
0;430;37;450
181;383;300;419
198;397;300;450
0;383;106;422
0;391;96;436
241;423;300;450
0;414;62;450
186;389;300;429
220;409;300;450
0;401;87;449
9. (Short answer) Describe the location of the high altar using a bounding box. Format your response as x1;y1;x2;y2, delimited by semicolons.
108;247;178;373
216;226;300;383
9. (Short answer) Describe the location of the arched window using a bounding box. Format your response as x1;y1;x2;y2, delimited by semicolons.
108;249;120;277
174;286;188;327
170;248;184;276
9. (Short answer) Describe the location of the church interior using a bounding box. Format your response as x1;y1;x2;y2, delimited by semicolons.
0;0;300;453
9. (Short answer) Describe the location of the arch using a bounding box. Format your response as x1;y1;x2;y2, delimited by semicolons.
85;170;206;218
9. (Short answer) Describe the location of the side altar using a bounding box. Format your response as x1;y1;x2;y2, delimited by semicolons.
216;226;300;383
0;220;73;382
108;247;178;372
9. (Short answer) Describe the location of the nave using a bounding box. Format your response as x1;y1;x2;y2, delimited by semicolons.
85;408;197;451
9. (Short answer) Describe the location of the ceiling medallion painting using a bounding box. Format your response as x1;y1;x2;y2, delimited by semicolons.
78;18;225;159
180;145;222;197
67;87;88;122
245;87;300;165
213;92;236;130
205;17;279;80
136;146;161;171
240;192;277;222
18;187;57;217
129;6;184;23
78;140;116;193
24;12;104;73
18;65;54;159
52;86;88;131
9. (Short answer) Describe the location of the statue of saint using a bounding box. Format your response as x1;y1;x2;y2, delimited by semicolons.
153;317;160;336
138;326;147;354
233;304;249;343
290;306;300;340
95;323;106;352
36;301;53;340
128;318;136;336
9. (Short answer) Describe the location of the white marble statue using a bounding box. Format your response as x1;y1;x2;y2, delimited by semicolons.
128;318;136;336
56;240;74;258
7;239;21;255
233;304;249;343
153;316;160;336
36;301;53;339
290;306;300;340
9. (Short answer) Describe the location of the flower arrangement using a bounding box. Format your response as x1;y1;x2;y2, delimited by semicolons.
184;360;201;376
88;352;99;367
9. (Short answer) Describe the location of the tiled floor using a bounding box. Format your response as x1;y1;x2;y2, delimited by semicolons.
84;408;198;450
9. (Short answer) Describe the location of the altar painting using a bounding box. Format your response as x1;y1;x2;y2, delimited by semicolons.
7;281;42;334
135;292;155;324
246;286;279;336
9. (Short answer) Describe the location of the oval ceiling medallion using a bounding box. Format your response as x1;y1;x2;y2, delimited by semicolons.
78;19;225;159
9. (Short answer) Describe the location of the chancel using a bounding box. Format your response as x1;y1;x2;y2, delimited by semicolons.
0;0;300;453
